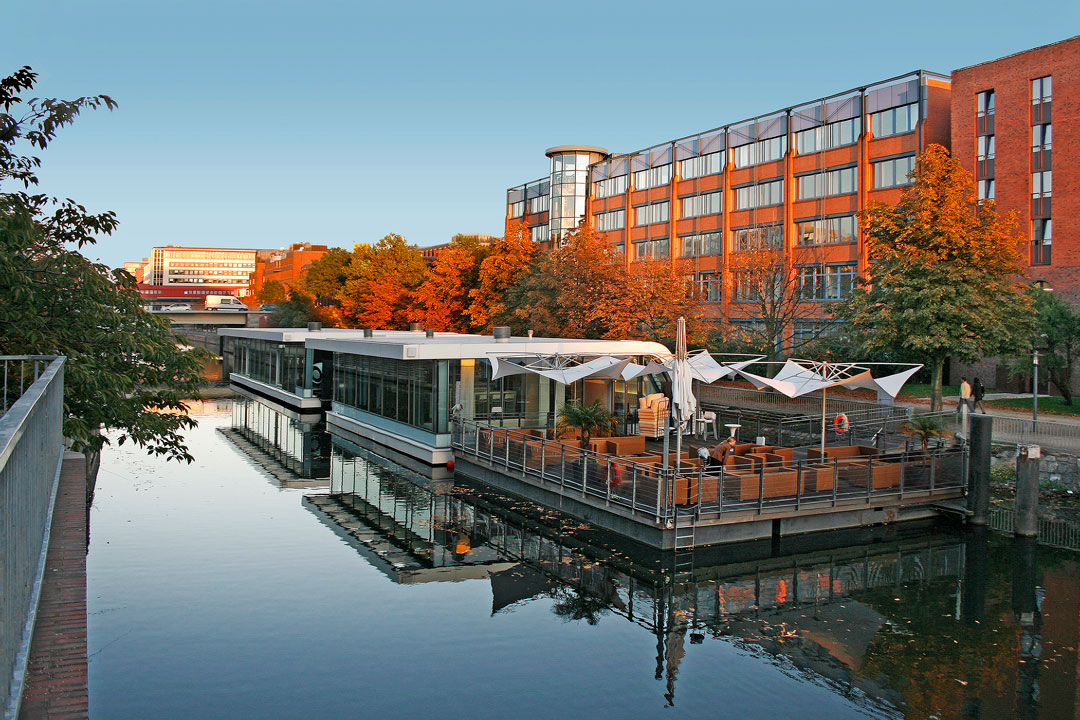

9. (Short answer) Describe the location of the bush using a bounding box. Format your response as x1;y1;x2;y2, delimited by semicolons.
990;463;1016;484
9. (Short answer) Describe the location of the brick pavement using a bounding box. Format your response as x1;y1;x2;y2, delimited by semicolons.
18;453;89;720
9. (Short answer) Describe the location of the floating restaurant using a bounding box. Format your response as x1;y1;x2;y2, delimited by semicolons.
218;325;971;549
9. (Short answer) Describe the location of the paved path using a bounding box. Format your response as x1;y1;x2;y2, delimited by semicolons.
19;453;89;719
899;393;1080;426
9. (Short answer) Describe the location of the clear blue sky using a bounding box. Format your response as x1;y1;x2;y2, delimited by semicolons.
4;0;1078;268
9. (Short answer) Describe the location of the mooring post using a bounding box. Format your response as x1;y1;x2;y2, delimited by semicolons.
968;414;992;526
1015;444;1041;537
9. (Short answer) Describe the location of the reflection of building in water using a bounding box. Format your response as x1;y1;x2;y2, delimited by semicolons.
229;393;329;479
310;437;968;714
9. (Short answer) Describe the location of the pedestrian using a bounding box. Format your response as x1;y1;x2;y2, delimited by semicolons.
708;436;738;467
957;377;974;415
972;377;987;413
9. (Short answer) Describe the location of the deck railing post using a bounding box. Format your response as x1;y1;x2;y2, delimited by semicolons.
605;461;612;506
796;461;803;511
631;466;638;513
899;451;905;499
718;467;724;515
832;458;838;507
929;445;937;493
757;464;765;514
697;465;703;506
867;461;873;501
540;441;547;482
656;469;663;522
581;453;588;498
560;446;566;492
504;429;510;469
474;423;480;456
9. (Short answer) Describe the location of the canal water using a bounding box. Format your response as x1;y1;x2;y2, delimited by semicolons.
87;405;1080;719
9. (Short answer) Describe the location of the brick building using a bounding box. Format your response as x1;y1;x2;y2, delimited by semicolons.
506;71;952;345
951;35;1079;304
134;245;258;307
250;243;329;302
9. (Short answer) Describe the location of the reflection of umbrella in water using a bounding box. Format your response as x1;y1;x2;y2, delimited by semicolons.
734;359;922;454
489;564;559;615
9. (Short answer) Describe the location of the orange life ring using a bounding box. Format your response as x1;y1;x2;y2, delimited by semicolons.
610;463;622;487
834;413;850;433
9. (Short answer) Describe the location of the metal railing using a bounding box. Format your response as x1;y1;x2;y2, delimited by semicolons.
918;410;1080;453
450;418;967;526
1;356;66;718
988;506;1080;551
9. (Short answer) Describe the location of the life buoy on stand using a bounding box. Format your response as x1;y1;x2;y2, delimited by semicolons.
609;463;622;487
833;413;850;433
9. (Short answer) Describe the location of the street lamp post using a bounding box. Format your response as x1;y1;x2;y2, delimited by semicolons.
1032;349;1040;429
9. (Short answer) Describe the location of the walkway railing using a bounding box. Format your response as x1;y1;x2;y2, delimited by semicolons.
919;410;1080;453
450;418;967;526
987;506;1080;551
1;356;66;718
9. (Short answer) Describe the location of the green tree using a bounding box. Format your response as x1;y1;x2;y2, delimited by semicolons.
834;145;1034;411
0;67;208;461
1025;287;1079;405
299;246;351;301
271;289;319;327
256;279;288;304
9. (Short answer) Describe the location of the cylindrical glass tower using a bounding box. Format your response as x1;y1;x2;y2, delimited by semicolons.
545;146;608;244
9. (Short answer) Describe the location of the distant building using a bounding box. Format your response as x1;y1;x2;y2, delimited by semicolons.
122;259;148;283
419;234;498;264
135;245;259;307
250;243;330;300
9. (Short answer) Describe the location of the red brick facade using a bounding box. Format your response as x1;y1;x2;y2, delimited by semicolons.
951;36;1080;305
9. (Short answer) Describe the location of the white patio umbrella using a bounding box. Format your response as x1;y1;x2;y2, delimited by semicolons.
733;359;922;454
670;317;696;473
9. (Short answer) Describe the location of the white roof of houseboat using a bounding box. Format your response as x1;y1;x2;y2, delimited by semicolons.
219;327;673;361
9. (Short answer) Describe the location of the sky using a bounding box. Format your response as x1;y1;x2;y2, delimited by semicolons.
4;0;1078;269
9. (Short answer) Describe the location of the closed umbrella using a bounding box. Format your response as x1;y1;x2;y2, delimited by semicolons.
670;317;696;473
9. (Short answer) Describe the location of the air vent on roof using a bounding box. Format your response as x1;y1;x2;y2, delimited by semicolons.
493;326;511;343
307;322;322;332
409;322;424;332
425;329;434;338
362;328;373;338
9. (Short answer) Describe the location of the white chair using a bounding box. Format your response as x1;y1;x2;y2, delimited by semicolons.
700;411;718;441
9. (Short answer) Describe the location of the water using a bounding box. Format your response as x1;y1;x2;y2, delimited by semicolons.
87;406;1080;719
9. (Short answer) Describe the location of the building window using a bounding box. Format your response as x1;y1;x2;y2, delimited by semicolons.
509;201;525;218
680;191;723;219
632;237;669;261
594;209;625;232
976;90;995;117
872;155;916;189
731;136;787;169
731;224;783;252
1032;171;1052;198
1032;219;1052;266
731;271;756;302
527;195;550;214
798;215;857;246
680;151;724;179
634;201;669;226
796;166;858;200
870;103;919;138
978;179;995;201
1032;76;1052;104
613;242;624;256
977;135;995;160
733;179;784;210
529;224;549;243
795;117;861;155
1033;124;1052;151
682;232;722;257
797;264;856;300
698;272;722;302
594;174;628;199
632;164;672;190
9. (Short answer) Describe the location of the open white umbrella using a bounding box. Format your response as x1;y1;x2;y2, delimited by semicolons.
734;359;922;454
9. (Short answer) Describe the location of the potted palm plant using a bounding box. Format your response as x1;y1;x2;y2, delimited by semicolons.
899;415;948;453
557;400;618;451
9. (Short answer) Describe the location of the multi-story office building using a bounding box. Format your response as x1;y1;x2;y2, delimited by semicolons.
250;243;330;299
951;35;1079;303
506;72;953;340
135;246;259;306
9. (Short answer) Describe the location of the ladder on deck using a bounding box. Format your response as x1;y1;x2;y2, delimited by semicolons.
672;506;697;583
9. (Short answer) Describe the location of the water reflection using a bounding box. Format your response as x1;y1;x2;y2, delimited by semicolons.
229;393;329;479
314;437;1078;717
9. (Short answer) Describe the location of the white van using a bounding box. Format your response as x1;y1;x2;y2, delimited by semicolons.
204;295;247;311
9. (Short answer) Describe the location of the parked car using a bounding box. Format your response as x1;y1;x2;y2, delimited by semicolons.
259;304;277;312
204;295;247;311
162;303;192;311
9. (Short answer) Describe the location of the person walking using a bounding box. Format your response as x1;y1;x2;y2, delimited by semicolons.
972;377;987;414
957;377;974;415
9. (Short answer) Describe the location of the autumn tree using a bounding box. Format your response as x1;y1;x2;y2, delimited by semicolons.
255;279;288;304
414;234;491;332
468;222;536;332
0;67;208;462
608;259;705;344
340;234;428;329
503;224;626;338
834;144;1034;411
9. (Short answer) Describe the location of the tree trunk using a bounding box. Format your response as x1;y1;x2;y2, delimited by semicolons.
930;357;945;412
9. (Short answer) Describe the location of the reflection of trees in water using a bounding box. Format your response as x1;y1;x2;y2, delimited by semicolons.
550;587;611;626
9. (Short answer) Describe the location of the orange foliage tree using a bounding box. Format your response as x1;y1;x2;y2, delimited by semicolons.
340;234;428;330
609;259;705;344
414;235;491;332
835;144;1034;410
468;222;536;332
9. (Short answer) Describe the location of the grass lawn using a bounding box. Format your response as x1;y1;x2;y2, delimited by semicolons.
896;383;961;400
984;396;1080;417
